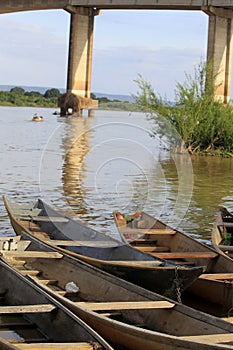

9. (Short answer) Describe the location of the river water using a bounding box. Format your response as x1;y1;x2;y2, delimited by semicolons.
1;106;233;242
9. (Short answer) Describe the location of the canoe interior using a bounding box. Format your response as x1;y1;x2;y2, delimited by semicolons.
3;197;204;299
114;210;231;272
2;233;233;350
114;210;233;316
0;258;111;350
212;207;233;258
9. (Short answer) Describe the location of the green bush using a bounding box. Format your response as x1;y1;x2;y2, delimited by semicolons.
44;88;60;99
133;61;233;154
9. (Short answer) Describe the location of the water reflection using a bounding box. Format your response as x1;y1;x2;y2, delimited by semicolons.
62;117;94;217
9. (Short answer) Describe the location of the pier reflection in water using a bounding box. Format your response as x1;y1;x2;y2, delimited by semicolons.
1;107;233;242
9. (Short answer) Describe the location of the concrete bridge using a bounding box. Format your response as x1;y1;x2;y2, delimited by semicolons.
1;1;233;103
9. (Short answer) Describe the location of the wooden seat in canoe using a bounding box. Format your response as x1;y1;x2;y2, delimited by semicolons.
151;252;218;259
46;240;120;248
199;273;233;280
1;251;63;259
131;238;159;243
17;342;101;350
221;317;233;323
105;260;163;267
19;269;41;276
134;246;170;252
75;300;175;311
20;216;69;223
15;342;101;349
0;304;56;314
121;228;176;235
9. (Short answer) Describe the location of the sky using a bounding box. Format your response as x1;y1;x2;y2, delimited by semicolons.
0;9;209;100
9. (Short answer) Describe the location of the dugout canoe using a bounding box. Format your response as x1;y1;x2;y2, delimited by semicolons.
3;196;204;299
211;207;233;257
0;256;113;350
2;233;233;350
114;210;233;316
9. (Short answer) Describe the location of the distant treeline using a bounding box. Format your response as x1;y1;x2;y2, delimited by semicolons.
0;87;60;107
0;86;139;111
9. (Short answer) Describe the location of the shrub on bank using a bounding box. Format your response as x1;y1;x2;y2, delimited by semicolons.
133;61;233;155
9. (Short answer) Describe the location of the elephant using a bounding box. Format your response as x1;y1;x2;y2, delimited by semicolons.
58;92;93;116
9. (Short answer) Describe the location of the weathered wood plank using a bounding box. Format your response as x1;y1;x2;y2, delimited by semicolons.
15;343;98;349
1;251;63;259
19;269;41;276
56;291;67;296
180;333;233;343
221;317;233;323
135;246;170;252
199;273;233;280
0;304;56;314
151;252;218;259
75;300;175;311
46;240;119;248
122;228;176;235
20;216;69;223
106;260;163;267
0;240;31;252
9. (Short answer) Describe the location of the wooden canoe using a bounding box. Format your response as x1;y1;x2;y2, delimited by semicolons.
114;210;233;316
212;207;233;257
0;257;113;350
3;196;204;299
2;233;233;350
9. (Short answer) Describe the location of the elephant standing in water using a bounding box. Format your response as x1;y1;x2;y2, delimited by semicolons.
58;92;93;116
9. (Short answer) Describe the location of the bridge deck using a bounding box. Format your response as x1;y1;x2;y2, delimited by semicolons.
1;1;233;14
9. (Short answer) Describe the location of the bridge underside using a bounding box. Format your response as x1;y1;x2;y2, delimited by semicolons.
2;1;233;13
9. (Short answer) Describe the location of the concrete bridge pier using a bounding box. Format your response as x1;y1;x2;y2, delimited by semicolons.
65;6;100;98
205;7;233;104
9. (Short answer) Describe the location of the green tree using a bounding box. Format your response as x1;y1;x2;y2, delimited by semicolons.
44;88;60;98
25;91;42;97
10;87;25;95
134;61;233;154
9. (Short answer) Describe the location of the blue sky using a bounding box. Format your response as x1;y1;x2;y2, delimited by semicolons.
0;9;208;99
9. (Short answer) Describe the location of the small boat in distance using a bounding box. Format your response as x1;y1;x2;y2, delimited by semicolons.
114;210;233;316
212;206;233;257
32;113;43;121
2;232;233;350
3;196;204;299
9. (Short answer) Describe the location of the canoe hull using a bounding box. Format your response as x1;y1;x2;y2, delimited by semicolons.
2;231;233;350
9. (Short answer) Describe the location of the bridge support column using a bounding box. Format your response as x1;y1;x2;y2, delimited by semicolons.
66;6;100;98
205;7;233;103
